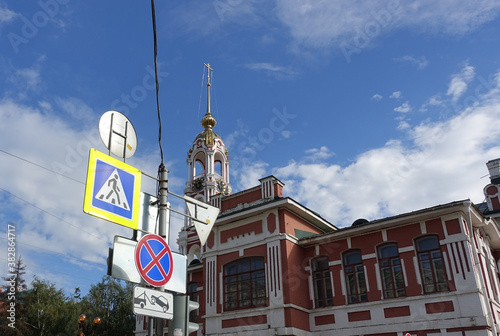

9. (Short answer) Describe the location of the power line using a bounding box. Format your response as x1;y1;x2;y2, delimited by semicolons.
0;236;105;267
150;0;163;164
0;256;99;284
0;149;84;184
0;188;108;242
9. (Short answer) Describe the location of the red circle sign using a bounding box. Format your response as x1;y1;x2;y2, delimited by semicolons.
135;234;173;287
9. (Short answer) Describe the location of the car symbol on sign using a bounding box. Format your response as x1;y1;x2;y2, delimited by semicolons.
151;295;170;312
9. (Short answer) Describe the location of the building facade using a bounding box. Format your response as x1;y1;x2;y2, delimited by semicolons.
176;175;500;336
135;68;500;336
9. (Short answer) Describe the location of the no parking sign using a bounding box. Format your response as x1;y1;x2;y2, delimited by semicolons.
135;234;173;287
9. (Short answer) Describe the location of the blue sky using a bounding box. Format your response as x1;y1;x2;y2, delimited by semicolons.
2;0;500;295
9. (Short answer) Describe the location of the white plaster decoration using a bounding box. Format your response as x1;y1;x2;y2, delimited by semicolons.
443;250;452;281
420;221;427;234
401;258;409;287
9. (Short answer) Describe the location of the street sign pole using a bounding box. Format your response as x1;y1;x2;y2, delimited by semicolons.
155;163;169;336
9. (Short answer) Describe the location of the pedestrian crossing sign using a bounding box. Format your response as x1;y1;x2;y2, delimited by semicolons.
83;149;141;229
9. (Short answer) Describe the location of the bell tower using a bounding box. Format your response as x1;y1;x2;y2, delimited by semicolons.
184;63;231;203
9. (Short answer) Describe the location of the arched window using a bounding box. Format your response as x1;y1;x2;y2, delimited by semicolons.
312;256;333;307
223;257;266;310
378;243;406;298
194;160;204;177
343;250;367;303
416;235;448;293
215;161;223;176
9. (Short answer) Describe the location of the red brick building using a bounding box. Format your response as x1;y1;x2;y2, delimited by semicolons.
177;174;500;336
136;73;500;336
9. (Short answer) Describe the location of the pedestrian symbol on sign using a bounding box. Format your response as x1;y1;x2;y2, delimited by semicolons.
95;169;130;210
83;149;141;230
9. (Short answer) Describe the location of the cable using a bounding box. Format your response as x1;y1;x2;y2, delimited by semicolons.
198;64;206;121
0;149;84;184
0;188;108;242
150;0;163;164
0;236;104;267
0;256;98;284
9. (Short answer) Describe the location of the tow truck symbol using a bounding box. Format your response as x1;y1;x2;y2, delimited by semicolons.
133;291;170;312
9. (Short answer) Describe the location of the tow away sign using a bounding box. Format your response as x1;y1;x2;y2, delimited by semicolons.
133;286;173;319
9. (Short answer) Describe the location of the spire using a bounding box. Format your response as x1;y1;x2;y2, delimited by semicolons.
199;63;217;145
185;62;232;202
201;63;216;130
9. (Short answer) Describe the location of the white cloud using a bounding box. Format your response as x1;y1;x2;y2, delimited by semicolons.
395;55;429;69
0;4;16;25
245;62;298;78
273;71;500;227
305;146;334;162
447;62;476;102
394;101;411;113
390;91;402;99
234;161;269;190
371;94;383;101
428;95;443;106
0;98;163;291
7;56;46;98
275;0;500;49
397;120;410;130
168;1;500;58
168;0;264;36
420;95;444;112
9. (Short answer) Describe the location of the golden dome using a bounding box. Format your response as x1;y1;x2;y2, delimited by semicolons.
201;111;216;129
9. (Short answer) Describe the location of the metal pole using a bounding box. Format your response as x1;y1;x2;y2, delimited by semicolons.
108;112;114;157
148;317;154;336
155;163;169;336
158;163;169;243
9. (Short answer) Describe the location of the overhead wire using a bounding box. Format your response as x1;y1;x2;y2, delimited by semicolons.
0;236;104;267
0;256;99;284
198;64;206;121
0;149;84;184
0;188;108;242
150;0;163;164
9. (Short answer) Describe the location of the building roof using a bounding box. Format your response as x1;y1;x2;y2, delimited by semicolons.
299;199;500;247
216;195;338;233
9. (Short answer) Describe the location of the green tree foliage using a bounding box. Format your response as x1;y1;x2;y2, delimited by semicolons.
0;256;31;336
80;276;135;336
1;260;135;336
24;277;81;336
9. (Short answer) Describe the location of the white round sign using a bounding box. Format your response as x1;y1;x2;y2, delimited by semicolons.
99;111;138;159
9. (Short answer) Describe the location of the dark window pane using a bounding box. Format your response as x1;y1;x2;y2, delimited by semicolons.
417;236;439;252
344;250;369;303
378;244;406;299
416;236;448;294
344;251;362;265
225;263;237;275
223;257;266;311
378;244;398;259
239;258;251;273
252;258;264;270
312;256;333;307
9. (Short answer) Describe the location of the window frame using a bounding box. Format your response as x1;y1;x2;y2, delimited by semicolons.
311;256;333;307
343;250;368;304
415;235;449;294
223;257;266;311
377;243;406;299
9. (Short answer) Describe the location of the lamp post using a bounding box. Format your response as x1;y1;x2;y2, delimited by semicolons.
77;314;101;336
